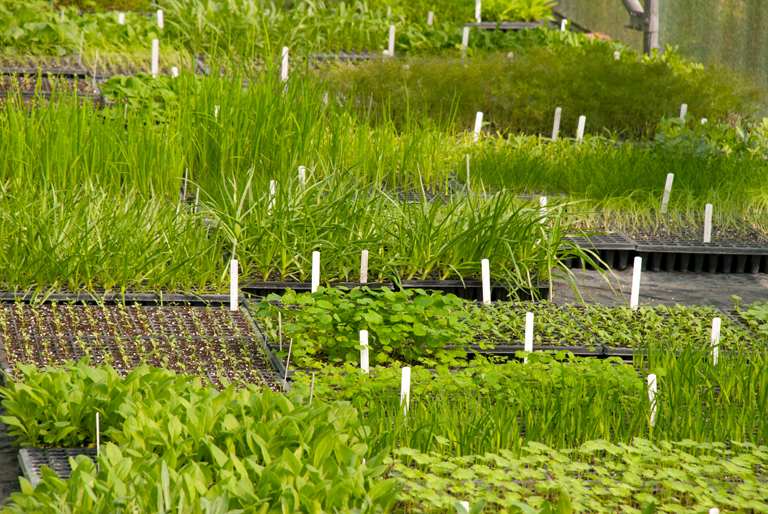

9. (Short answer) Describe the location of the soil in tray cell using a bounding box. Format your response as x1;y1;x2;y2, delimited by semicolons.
463;302;596;348
569;305;755;350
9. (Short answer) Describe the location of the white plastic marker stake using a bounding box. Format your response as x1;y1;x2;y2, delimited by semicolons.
703;204;713;243
660;173;674;214
679;103;687;121
560;19;568;31
360;330;370;373
462;27;470;56
481;259;491;305
576;115;586;142
171;66;179;78
281;46;289;82
157;9;164;29
194;188;199;214
283;339;293;391
400;367;411;414
507;51;514;60
473;112;483;142
298;166;307;189
427;11;434;25
460;502;470;514
701;118;708;125
182;168;188;201
388;25;396;57
710;509;720;514
524;312;534;363
360;250;369;284
96;412;100;458
311;251;320;293
475;0;481;22
230;259;238;311
278;312;283;351
118;12;125;25
309;373;315;404
630;256;642;310
123;103;127;120
648;374;657;426
539;196;547;223
92;50;99;90
551;107;562;141
711;317;721;365
614;50;620;60
151;39;159;77
268;180;276;215
214;105;219;120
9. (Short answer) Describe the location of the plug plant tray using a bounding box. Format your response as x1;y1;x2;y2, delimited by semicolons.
0;296;280;390
633;241;768;273
563;232;636;270
242;280;550;302
19;447;97;487
465;21;544;30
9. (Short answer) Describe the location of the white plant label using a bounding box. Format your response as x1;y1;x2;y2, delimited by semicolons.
96;412;100;457
460;502;470;513
660;173;674;214
524;312;534;363
475;0;481;22
711;317;721;365
118;12;125;25
268;180;276;215
576;115;586;141
360;250;369;284
311;251;320;293
230;259;238;311
473;112;483;142
507;51;514;60
427;11;434;25
171;66;179;78
539;196;547;223
630;256;642;310
466;154;470;191
462;26;470;52
703;203;713;243
388;25;396;57
281;46;289;82
360;330;370;373
701;118;708;124
614;50;620;60
157;9;164;29
561;19;568;31
401;367;411;414
298;166;307;188
648;374;657;426
679;103;687;121
552;107;562;141
151;39;159;77
481;259;490;305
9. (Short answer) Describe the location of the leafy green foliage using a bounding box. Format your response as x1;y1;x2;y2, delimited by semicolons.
255;287;472;367
733;296;768;339
482;0;555;22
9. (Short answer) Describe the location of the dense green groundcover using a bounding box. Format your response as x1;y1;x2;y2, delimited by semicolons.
0;354;766;512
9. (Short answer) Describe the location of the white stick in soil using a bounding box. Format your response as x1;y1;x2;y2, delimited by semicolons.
230;259;238;311
703;203;713;243
576;115;586;142
360;330;369;373
711;317;721;365
96;412;100;458
151;39;159;77
388;25;396;57
298;166;307;189
194;188;200;213
214;105;219;120
91;50;99;90
710;508;720;514
157;9;164;29
462;27;470;57
660;173;674;214
283;339;293;391
481;259;491;305
360;250;369;284
630;256;642;310
268;180;276;215
118;12;125;25
614;50;620;60
309;373;315;404
507;51;514;59
648;373;657;427
311;251;320;293
123;103;127;120
701;118;708;124
460;502;470;513
171;66;178;78
400;367;411;414
278;311;282;351
524;312;534;363
679;103;687;121
551;107;562;141
182;168;188;201
475;0;481;22
473;112;483;142
560;19;568;31
281;46;289;82
427;11;434;25
539;196;547;223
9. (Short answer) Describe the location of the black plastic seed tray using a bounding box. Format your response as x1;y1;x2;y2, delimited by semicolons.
309;52;380;61
0;66;89;77
633;241;768;273
563;232;636;270
466;344;603;357
19;447;97;487
465;21;543;30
